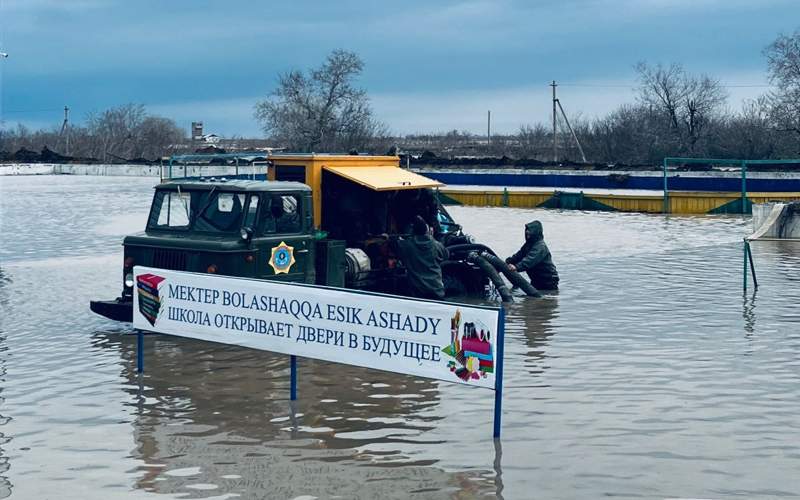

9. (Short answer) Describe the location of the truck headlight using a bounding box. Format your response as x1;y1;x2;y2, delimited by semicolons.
124;273;134;288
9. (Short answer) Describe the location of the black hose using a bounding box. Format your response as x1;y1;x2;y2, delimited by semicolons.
445;243;498;257
471;253;513;302
481;253;541;297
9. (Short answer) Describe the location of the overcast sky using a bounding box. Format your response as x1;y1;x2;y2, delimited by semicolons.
0;0;797;137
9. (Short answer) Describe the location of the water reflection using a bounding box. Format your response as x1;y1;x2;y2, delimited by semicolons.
0;268;12;498
93;333;497;498
508;295;559;360
742;290;757;337
493;439;504;500
5;177;800;498
0;267;11;302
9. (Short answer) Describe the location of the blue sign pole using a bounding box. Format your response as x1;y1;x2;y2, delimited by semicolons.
137;331;144;373
290;355;297;400
493;306;506;439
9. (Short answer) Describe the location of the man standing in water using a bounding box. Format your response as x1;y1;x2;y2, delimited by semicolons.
389;216;449;300
505;220;559;291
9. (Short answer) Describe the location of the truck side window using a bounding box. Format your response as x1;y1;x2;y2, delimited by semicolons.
244;195;259;228
263;195;301;234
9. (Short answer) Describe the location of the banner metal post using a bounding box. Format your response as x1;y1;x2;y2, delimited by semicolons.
290;355;297;401
137;331;144;373
493;306;506;439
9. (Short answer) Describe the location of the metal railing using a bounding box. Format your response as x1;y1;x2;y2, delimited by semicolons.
162;153;271;181
662;157;800;215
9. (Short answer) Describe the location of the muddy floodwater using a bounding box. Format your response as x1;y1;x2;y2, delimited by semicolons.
1;175;799;499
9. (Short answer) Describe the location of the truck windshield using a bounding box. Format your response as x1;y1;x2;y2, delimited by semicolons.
195;192;246;232
148;190;247;233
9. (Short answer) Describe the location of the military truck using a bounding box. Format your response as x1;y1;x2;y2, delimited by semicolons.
91;154;498;322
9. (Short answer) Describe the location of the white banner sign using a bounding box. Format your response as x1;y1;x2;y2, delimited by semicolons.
132;266;502;389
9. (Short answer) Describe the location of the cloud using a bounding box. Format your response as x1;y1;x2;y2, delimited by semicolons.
1;0;794;136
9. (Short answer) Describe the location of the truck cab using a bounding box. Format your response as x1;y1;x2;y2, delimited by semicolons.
125;179;315;283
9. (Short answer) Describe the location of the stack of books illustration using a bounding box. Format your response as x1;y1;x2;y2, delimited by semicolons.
443;311;493;381
137;274;165;326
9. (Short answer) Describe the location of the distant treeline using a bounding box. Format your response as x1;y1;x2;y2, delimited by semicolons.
396;55;800;164
0;103;274;164
3;30;800;166
392;96;792;165
0;104;187;163
2;99;795;167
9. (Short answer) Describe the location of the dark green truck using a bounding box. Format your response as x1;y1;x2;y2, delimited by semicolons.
90;177;494;322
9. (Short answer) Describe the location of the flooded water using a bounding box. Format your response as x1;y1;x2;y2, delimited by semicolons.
1;175;800;499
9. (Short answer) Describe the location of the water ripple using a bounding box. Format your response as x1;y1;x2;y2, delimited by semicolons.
0;177;798;498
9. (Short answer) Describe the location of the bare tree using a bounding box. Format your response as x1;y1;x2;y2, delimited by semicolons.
80;104;186;160
764;29;800;152
86;103;147;161
635;62;727;155
134;116;186;159
254;50;388;153
517;124;548;158
707;98;776;159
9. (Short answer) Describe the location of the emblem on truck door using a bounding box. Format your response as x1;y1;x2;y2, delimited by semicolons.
269;241;296;274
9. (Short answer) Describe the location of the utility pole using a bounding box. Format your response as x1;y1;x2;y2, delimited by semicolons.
60;106;70;156
0;51;7;130
556;99;587;163
487;110;491;151
551;80;558;163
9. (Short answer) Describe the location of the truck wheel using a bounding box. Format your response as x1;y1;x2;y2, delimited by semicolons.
443;270;467;296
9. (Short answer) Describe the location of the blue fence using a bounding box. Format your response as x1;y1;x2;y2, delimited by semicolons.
419;171;800;192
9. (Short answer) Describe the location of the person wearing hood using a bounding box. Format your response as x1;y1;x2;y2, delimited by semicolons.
505;220;559;290
389;216;449;300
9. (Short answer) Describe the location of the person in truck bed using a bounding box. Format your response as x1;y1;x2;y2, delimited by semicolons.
388;216;449;300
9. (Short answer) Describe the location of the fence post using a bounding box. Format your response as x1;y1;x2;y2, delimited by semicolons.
662;158;669;214
743;238;748;291
746;240;758;289
741;160;748;215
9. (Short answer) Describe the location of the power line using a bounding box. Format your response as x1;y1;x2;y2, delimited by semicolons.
556;82;776;88
3;108;65;114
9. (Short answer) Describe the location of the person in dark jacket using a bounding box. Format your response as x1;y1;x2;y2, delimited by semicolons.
389;216;450;300
505;220;559;290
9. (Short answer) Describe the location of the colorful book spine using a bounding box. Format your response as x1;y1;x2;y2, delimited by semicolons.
463;351;493;361
461;338;492;356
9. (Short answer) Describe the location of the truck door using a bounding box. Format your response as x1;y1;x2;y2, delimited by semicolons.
254;193;314;283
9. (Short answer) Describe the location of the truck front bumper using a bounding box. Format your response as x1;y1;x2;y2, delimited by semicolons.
90;297;133;323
